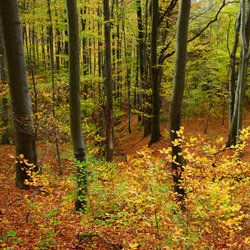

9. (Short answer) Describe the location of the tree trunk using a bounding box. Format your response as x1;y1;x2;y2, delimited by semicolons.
143;0;151;137
116;0;122;102
0;0;38;188
121;1;131;133
169;0;191;205
56;28;61;71
136;0;144;121
81;6;88;98
66;0;88;212
236;0;249;143
227;11;241;146
103;0;114;162
149;0;160;146
47;0;62;175
0;23;10;145
228;0;250;145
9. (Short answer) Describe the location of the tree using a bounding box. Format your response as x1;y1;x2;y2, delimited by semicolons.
65;0;88;212
0;23;10;145
103;0;114;162
228;0;250;145
0;0;38;188
47;0;62;175
136;0;144;123
169;0;191;204
149;0;160;146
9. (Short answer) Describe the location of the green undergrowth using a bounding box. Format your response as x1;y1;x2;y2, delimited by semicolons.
3;127;250;249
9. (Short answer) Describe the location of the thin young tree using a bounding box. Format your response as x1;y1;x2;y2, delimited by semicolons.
136;0;144;122
65;0;88;212
149;0;160;146
0;23;10;145
103;0;114;162
228;10;241;146
0;0;39;188
47;0;62;175
169;0;191;204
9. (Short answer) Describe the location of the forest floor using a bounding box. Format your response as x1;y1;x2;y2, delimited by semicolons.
1;112;250;249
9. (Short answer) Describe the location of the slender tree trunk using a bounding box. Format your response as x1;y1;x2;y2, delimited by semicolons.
149;0;160;146
47;0;62;175
227;11;241;146
0;0;39;188
103;0;114;162
0;23;10;145
121;2;131;133
236;0;248;142
64;18;69;68
81;6;88;98
97;5;105;145
229;0;250;145
136;0;144;122
116;0;122;102
56;28;61;71
66;0;87;212
169;0;191;205
41;26;46;64
143;0;151;137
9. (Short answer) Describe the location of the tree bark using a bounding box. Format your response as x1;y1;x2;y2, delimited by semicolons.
236;0;248;143
103;0;114;162
81;6;88;98
136;0;144;122
228;0;250;145
66;0;88;212
227;10;241;146
0;23;10;145
169;0;191;205
149;0;160;146
47;0;62;175
0;0;38;188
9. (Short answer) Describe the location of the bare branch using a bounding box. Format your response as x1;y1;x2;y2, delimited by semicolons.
161;0;238;62
158;0;178;25
188;0;234;43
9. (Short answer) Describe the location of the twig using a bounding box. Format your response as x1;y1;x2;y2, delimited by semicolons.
5;197;23;207
5;189;45;207
196;196;218;250
77;234;112;249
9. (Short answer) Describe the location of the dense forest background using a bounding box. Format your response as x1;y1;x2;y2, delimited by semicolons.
1;0;250;249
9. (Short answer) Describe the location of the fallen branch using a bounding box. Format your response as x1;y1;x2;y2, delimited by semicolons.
5;197;23;207
77;233;112;249
5;189;46;207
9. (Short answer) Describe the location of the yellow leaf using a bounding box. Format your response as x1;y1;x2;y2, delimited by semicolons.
129;243;140;250
190;137;197;143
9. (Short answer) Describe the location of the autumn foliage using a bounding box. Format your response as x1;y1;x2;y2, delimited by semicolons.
1;115;250;249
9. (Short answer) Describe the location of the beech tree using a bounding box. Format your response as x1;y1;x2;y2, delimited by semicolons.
228;0;250;145
65;0;88;212
103;0;114;162
0;23;10;145
0;0;38;188
169;0;191;202
149;0;160;146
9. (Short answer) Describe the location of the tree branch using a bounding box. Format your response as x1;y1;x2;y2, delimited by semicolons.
188;0;232;43
161;0;237;62
158;0;178;25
